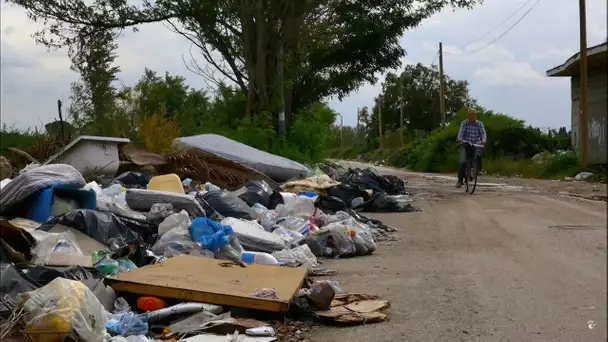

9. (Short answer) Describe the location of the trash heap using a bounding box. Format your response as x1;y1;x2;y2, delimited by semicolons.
0;136;413;342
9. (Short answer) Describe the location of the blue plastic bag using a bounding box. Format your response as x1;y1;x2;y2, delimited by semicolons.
106;312;148;336
190;217;233;252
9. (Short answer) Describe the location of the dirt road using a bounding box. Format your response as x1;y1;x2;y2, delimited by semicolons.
310;162;607;342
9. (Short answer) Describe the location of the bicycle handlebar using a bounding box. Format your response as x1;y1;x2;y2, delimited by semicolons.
458;141;484;148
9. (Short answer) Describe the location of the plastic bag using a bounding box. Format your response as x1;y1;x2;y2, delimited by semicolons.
0;164;86;215
251;203;269;221
197;191;256;220
272;227;304;245
145;203;175;225
190;217;233;252
260;210;279;231
106;312;148;337
275;216;313;235
318;223;356;256
32;230;83;265
158;210;190;237
20;278;109;341
221;217;285;253
314;196;349;215
151;211;199;256
272;244;318;268
313;280;344;294
114;171;151;189
275;196;315;219
238;180;276;208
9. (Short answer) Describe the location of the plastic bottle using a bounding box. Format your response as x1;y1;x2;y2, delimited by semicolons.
240;251;279;265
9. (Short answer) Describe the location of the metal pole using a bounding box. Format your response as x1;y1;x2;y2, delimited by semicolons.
578;0;589;167
399;73;405;147
439;42;446;127
57;99;65;141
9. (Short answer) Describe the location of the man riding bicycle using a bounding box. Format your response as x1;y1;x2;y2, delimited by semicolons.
456;110;487;188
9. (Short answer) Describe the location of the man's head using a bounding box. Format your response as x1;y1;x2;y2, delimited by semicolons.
468;110;477;122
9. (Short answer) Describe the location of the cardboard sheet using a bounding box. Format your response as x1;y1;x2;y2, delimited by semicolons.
107;255;307;312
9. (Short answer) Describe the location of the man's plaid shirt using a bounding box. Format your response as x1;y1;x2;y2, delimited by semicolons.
457;120;487;145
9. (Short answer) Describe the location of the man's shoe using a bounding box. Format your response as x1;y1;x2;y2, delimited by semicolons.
456;181;463;188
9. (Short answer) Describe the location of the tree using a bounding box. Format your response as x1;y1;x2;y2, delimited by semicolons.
366;63;477;144
10;0;482;132
67;30;120;135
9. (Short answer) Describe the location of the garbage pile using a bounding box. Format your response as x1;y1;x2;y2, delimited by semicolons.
0;136;409;341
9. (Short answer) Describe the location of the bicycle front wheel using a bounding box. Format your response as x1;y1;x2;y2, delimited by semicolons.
469;161;478;194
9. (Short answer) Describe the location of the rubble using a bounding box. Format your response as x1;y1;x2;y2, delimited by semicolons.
0;134;418;341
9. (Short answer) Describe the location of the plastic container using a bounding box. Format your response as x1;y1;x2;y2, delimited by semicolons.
240;251;279;265
147;174;185;194
137;296;168;312
27;185;97;223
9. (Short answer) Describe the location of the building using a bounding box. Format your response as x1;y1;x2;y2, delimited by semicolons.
546;42;607;163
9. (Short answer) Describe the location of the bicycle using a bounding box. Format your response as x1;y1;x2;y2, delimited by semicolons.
459;141;483;194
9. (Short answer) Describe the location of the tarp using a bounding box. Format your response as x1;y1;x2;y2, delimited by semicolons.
173;134;310;181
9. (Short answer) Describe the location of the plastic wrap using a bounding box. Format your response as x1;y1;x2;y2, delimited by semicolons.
272;227;304;245
20;278;109;341
318;223;356;256
173;134;309;182
158;210;190;237
106;312;148;337
32;230;83;265
145;203;176;225
152;211;199;256
275;216;313;235
260;210;279;231
272;245;318;268
0;164;86;215
221;217;285;253
237;180;279;208
275;196;315;219
126;188;206;218
190;217;233;252
197;191;256;220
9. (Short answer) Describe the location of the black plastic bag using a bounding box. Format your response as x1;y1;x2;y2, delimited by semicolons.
0;262;39;315
197;191;256;220
362;192;417;213
114;171;151;189
25;265;99;287
238;180;284;210
326;184;370;207
40;209;148;266
314;196;349;215
340;168;407;195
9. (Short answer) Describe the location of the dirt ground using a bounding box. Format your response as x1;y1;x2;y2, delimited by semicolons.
309;161;607;342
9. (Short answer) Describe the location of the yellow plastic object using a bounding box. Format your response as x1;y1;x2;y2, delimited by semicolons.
147;173;185;194
20;278;108;342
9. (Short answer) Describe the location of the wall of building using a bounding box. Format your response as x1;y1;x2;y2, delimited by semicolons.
571;69;608;163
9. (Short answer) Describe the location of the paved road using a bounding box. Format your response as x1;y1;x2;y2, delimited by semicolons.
310;162;607;342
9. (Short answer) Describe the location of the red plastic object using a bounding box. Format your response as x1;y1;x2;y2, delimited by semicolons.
137;296;168;312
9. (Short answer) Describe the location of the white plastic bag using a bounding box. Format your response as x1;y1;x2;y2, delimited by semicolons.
20;278;109;341
322;223;357;256
158;210;191;237
272;244;318;269
275;196;315;219
152;210;204;257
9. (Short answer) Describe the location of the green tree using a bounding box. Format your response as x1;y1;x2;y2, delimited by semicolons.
367;63;477;145
68;31;121;135
10;0;483;132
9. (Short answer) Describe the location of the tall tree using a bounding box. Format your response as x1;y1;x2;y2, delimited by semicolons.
367;63;477;144
9;0;483;132
68;30;120;135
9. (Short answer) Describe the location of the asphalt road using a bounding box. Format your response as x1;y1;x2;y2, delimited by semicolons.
309;162;607;342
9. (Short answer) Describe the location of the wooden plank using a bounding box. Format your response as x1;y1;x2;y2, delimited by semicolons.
106;255;307;313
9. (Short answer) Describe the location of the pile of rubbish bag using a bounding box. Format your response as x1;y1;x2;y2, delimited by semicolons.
0;142;407;341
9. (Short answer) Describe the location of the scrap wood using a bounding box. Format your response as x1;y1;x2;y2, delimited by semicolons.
161;149;278;191
106;255;307;313
331;293;380;307
314;298;390;325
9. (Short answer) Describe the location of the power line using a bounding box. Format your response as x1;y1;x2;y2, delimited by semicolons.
445;0;542;56
456;0;535;51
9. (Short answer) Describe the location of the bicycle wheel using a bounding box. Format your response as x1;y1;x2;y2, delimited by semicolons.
469;160;478;194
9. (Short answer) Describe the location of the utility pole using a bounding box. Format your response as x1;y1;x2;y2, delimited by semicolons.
438;42;446;127
578;0;589;167
399;73;405;147
340;114;344;150
57;99;65;141
378;97;384;149
356;108;360;145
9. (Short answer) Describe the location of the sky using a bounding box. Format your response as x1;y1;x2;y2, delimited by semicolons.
1;0;607;131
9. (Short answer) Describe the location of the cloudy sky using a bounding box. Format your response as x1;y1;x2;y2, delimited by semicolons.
1;0;607;131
